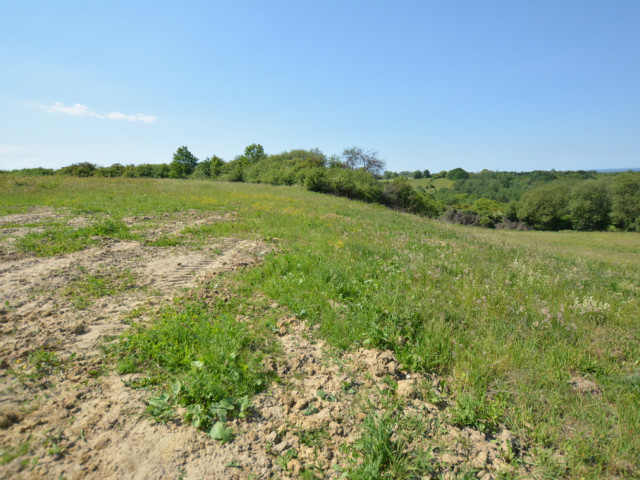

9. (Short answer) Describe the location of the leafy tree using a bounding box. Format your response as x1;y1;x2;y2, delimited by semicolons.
342;147;385;175
169;146;198;179
518;182;572;230
423;169;431;178
412;170;424;179
209;155;225;178
328;155;345;169
244;144;266;163
568;180;611;230
222;156;247;182
610;172;640;230
446;167;470;180
191;159;212;179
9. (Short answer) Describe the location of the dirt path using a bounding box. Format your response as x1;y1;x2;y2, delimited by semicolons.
0;209;528;479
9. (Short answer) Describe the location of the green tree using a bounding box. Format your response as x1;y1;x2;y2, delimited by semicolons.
328;155;345;169
209;155;225;178
610;172;640;230
518;182;572;230
244;144;266;163
446;167;470;180
568;180;611;230
169;146;198;179
191;159;211;179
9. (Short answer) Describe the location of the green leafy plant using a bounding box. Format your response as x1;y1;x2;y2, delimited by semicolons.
303;402;320;416
209;421;233;443
450;393;503;433
28;349;63;378
317;389;337;402
146;394;174;423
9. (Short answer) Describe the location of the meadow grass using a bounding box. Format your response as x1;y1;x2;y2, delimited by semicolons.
478;228;640;269
408;177;454;189
380;177;454;190
2;175;638;478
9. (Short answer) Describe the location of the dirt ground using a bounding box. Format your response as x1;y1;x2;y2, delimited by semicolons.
0;208;529;479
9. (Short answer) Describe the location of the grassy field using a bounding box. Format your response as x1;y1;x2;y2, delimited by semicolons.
475;229;640;269
407;177;454;189
381;177;454;190
1;174;638;479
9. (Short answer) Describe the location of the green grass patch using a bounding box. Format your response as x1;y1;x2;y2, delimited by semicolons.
145;235;184;247
16;218;139;257
382;177;454;190
0;439;32;466
348;409;436;479
63;266;139;309
27;349;63;379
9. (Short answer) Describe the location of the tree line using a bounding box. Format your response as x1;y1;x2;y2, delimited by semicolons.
4;146;639;231
410;168;640;231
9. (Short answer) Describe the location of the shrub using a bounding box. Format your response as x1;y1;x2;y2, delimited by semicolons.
382;178;442;217
443;208;481;226
56;162;97;177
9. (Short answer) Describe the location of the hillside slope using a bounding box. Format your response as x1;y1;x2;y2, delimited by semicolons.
0;176;638;479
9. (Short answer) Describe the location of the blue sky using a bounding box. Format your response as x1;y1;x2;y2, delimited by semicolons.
1;1;639;172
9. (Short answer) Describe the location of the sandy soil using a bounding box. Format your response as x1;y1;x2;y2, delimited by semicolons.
0;208;529;479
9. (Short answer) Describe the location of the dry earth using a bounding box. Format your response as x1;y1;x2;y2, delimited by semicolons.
0;208;530;479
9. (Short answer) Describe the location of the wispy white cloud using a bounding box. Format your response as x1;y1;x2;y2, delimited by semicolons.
43;102;94;117
40;102;157;123
104;111;157;123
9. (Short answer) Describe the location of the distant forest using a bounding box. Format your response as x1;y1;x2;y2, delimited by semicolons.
4;144;639;232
